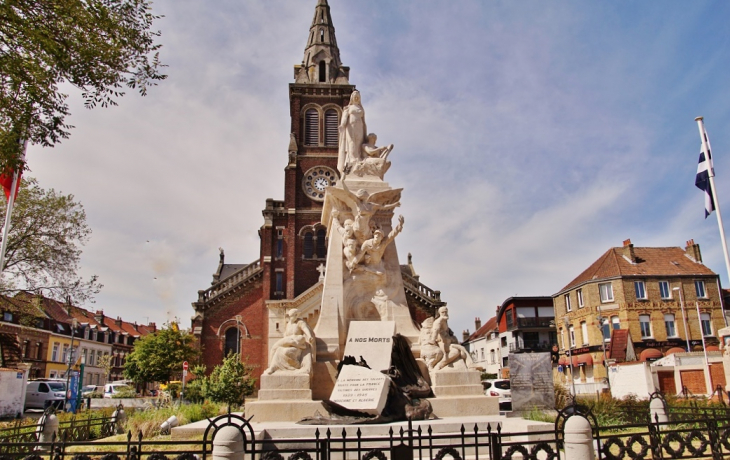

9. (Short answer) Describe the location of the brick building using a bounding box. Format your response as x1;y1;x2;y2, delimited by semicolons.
553;239;727;394
0;294;154;384
191;0;444;383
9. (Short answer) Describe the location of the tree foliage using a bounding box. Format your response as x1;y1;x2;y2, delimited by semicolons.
200;353;256;408
0;177;101;303
124;323;198;384
0;0;166;170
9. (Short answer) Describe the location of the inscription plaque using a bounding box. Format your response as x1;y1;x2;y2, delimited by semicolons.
509;352;555;412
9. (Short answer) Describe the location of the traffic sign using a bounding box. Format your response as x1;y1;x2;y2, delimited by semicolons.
183;361;189;371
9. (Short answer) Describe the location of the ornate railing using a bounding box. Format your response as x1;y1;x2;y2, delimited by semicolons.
3;403;730;460
401;270;443;306
198;259;262;304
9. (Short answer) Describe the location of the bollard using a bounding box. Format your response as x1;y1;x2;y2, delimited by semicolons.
649;398;668;428
564;414;595;460
36;412;59;451
212;425;245;460
160;415;179;435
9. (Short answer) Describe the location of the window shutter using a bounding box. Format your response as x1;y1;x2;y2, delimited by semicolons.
305;109;319;145
325;110;339;146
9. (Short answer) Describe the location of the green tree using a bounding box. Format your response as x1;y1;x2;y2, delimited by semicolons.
0;0;166;170
0;177;101;304
201;353;256;408
124;323;198;385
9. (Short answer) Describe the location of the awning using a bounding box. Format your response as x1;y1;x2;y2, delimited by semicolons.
572;354;593;367
639;348;663;362
665;347;686;356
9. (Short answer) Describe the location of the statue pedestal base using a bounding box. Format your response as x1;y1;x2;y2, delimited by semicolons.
427;395;500;418
245;400;326;422
429;369;484;397
257;373;313;401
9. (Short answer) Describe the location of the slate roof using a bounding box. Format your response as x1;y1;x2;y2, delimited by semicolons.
558;246;717;294
463;316;498;343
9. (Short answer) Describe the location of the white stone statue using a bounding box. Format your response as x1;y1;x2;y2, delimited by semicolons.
331;210;359;271
264;309;316;375
327;181;401;243
370;289;397;320
351;215;404;275
424;307;476;371
338;90;367;175
419;317;444;369
348;133;393;179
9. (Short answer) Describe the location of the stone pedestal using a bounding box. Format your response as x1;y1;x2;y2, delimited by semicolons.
429;369;484;397
257;373;312;401
427;395;500;418
245;400;326;422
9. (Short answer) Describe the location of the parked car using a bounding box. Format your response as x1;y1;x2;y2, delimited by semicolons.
482;379;511;411
81;385;103;397
25;380;66;410
103;383;134;398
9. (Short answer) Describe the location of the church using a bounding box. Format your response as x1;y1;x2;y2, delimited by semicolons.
190;0;445;383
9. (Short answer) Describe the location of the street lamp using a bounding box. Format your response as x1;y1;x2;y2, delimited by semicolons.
596;315;612;394
673;287;691;352
64;317;78;410
563;317;576;397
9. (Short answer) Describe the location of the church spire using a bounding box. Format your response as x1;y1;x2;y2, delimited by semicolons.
294;0;350;84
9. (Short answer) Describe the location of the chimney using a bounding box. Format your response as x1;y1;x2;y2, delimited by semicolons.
148;322;157;332
115;316;122;327
133;321;139;332
462;329;470;342
94;310;104;324
685;239;703;263
622;239;636;263
475;317;482;330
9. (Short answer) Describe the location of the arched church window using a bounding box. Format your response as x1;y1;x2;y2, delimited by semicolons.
316;228;327;258
324;109;338;146
224;327;240;357
304;109;319;145
303;232;314;258
320;29;324;43
319;61;326;83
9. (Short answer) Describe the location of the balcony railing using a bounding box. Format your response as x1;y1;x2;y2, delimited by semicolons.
508;341;554;352
506;317;555;331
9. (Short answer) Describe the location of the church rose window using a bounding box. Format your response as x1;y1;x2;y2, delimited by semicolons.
305;109;319;145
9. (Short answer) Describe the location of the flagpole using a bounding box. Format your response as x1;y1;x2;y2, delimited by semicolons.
0;139;27;272
695;117;730;290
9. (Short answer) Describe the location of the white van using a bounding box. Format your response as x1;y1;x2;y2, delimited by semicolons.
25;380;66;410
103;383;134;398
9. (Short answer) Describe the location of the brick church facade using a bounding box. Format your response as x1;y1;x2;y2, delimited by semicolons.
191;0;444;385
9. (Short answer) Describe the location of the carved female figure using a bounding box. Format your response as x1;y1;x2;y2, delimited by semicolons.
264;309;316;375
337;90;367;175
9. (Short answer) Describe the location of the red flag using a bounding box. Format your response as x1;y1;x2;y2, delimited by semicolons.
0;144;26;201
0;169;20;201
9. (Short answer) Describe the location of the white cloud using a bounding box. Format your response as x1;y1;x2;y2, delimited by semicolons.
21;0;730;335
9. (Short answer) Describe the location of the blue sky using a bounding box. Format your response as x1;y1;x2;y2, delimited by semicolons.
26;0;730;334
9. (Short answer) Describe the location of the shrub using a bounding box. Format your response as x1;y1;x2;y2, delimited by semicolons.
124;401;226;438
201;353;255;409
112;388;137;399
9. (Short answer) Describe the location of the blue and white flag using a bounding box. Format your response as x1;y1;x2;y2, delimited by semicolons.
695;139;714;218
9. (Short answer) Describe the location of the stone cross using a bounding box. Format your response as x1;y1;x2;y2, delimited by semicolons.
317;263;326;281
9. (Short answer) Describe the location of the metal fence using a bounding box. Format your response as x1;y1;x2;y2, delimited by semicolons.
1;399;730;460
0;411;116;448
